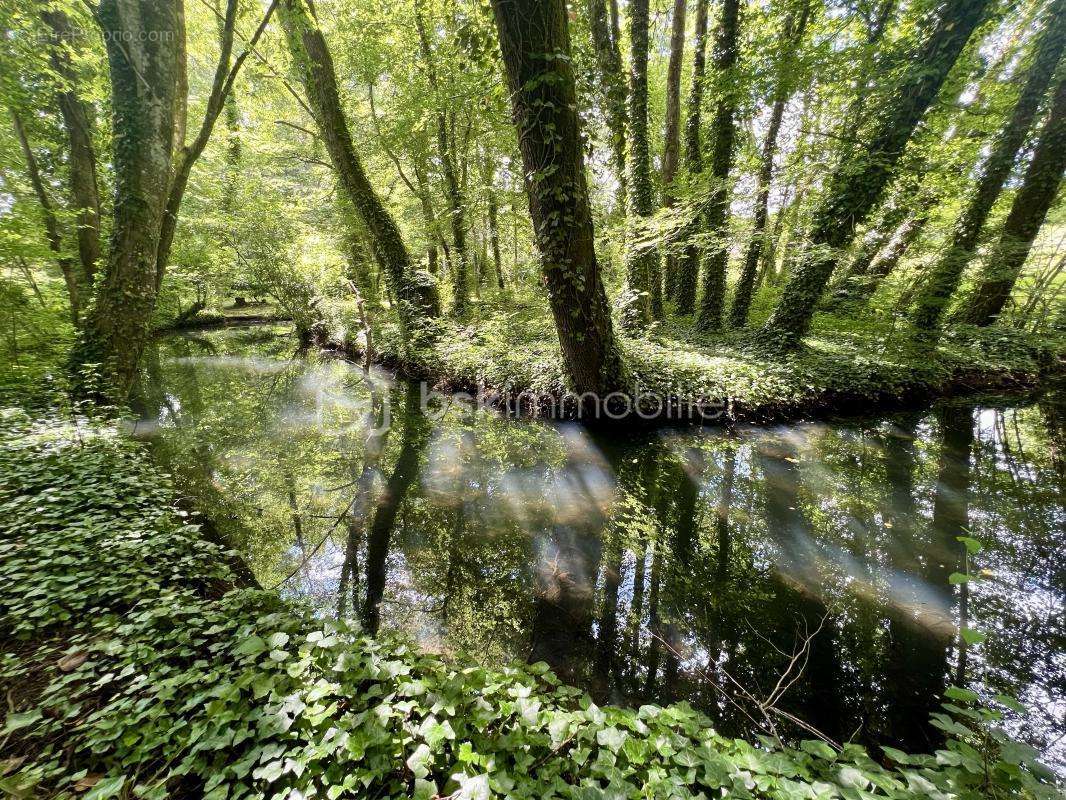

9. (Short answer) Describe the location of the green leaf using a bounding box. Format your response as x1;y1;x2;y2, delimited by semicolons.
947;572;970;584
944;686;979;703
83;776;127;800
799;740;836;760
235;635;267;656
956;536;982;554
960;628;986;646
2;710;42;735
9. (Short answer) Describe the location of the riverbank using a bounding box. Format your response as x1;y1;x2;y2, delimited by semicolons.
0;406;1057;799
343;300;1065;424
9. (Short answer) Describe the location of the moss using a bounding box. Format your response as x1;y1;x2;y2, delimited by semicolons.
346;298;1064;423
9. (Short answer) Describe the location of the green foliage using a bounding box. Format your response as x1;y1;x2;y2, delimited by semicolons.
0;407;1060;799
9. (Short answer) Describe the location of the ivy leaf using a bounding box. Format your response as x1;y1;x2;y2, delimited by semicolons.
83;776;126;800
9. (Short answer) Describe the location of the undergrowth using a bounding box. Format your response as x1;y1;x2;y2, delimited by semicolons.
0;407;1060;799
355;298;1063;419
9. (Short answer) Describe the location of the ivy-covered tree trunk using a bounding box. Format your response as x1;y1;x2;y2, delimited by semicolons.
910;0;1066;330
728;0;810;327
675;0;709;316
624;0;658;324
76;0;183;396
759;0;990;345
491;0;626;395
588;0;628;211
280;0;440;330
960;71;1066;325
661;0;686;301
695;0;741;331
415;6;469;315
42;9;102;287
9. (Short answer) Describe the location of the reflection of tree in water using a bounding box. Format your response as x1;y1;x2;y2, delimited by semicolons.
135;335;1065;765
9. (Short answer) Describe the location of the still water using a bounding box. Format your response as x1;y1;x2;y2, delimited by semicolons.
132;326;1064;770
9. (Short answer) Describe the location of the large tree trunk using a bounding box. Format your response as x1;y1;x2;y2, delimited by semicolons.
415;6;469;314
588;0;628;211
42;9;102;288
491;0;627;396
961;70;1066;326
695;0;742;331
11;111;82;326
675;0;709;315
660;0;687;302
758;0;991;345
280;0;440;331
661;0;686;196
728;0;811;327
623;0;659;324
76;0;183;396
910;0;1066;330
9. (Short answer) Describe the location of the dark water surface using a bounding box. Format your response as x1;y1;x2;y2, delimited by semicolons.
132;326;1065;770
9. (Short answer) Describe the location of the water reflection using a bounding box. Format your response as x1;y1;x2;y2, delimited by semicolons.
132;327;1065;770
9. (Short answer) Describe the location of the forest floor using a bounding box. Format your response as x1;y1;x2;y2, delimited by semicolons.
365;299;1065;424
0;405;1055;799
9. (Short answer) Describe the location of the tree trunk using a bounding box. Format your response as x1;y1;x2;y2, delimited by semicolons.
480;154;505;290
75;0;183;396
155;0;277;289
852;208;931;304
280;0;440;331
623;0;659;324
961;69;1066;325
910;0;1066;330
759;0;991;345
11;111;81;326
42;9;102;287
675;0;709;315
588;0;628;211
415;6;469;314
728;0;811;327
695;0;742;331
491;0;627;395
660;0;687;302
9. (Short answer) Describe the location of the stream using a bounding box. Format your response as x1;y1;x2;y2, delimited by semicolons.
130;325;1065;771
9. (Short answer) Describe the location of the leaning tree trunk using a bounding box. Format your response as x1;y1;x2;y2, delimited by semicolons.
675;0;709;315
695;0;742;331
960;70;1066;326
758;0;991;345
910;0;1066;330
623;0;658;324
11;111;82;326
728;0;811;327
491;0;626;395
42;9;102;288
75;0;183;396
660;0;686;301
850;206;932;304
280;0;439;331
588;0;628;211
